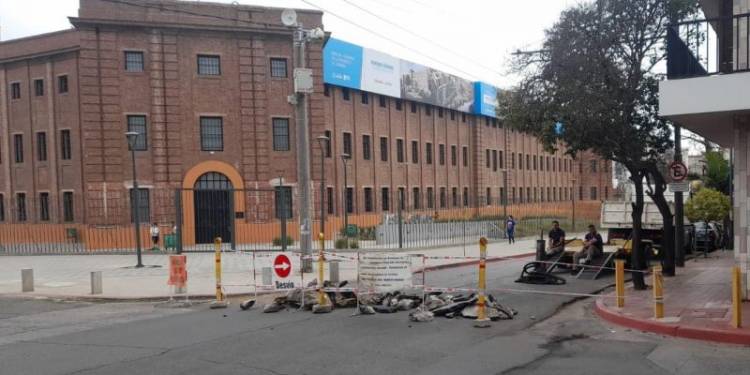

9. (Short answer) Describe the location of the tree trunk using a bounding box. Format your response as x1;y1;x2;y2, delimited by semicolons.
629;170;647;290
645;163;675;277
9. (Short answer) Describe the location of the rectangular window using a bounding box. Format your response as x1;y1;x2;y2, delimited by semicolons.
381;187;390;211
590;187;598;200
438;108;443;118
36;132;47;161
486;188;492;205
396;139;404;163
342;88;350;101
126;115;147;151
451;145;457;166
425;143;433;165
364;187;373;212
272;118;290;151
362;135;371;160
463;187;469;207
324;130;332;157
511;152;515;169
439;144;445;165
518;153;523;170
499;151;504;169
486;149;491;168
425;106;432;116
411;140;419;164
410;102;417;113
533;155;537;171
462;146;468;167
34;79;44;96
380;137;388;162
590;159;597;173
327;187;334;215
360;92;369;104
269;58;288;77
58;75;68;94
0;194;4;222
124;51;144;72
395;99;402;111
197;55;221;75
427;187;434;209
346;187;354;213
492;150;498;171
39;192;49;221
378;95;386;108
440;187;446;208
60;130;72;160
129;188;150;223
605;187;609;199
579;186;584;200
485;117;490;126
200;117;224;151
11;82;21;99
324;84;330;97
275;186;293;219
527;155;531;170
515;187;520;203
17;193;27;222
343;132;352;157
398;188;406;210
450;111;455;121
413;187;421;209
461;113;466;123
63;192;74;222
452;187;458;207
14;134;23;163
500;187;506;204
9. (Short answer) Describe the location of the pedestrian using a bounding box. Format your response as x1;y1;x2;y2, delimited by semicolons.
506;215;516;244
150;223;160;251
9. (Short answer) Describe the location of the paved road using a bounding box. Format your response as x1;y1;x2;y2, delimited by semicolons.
1;260;747;375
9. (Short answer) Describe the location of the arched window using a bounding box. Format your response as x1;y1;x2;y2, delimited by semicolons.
194;172;232;190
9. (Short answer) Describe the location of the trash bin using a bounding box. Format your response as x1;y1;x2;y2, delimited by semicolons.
165;234;177;251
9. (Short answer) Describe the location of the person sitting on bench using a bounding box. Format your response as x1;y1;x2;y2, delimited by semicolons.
545;220;566;258
572;224;604;272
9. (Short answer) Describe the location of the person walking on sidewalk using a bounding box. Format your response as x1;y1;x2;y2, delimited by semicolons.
150;223;160;251
506;215;517;244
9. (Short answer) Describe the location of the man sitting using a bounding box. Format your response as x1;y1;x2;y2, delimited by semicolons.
572;225;604;272
545;220;566;258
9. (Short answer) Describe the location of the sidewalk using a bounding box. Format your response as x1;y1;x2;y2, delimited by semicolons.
0;235;557;300
596;250;750;345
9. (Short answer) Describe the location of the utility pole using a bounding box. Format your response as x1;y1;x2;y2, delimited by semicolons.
675;124;685;267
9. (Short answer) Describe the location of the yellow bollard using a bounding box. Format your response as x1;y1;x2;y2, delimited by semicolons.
615;259;625;308
732;266;742;328
474;237;490;328
652;265;663;319
318;232;326;306
210;237;228;309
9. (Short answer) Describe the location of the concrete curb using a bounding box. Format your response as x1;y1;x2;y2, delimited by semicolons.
415;252;535;273
594;299;750;346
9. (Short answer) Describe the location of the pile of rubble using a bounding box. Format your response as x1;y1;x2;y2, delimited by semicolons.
261;280;517;323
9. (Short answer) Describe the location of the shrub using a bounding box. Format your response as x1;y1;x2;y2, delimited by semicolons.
272;236;294;247
334;238;359;249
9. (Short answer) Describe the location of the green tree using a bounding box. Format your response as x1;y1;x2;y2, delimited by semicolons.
501;0;698;286
703;151;730;194
685;188;731;223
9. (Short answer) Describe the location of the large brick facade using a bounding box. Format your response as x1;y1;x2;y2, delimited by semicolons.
0;0;611;230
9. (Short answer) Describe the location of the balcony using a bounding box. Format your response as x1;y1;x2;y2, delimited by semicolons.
667;13;750;79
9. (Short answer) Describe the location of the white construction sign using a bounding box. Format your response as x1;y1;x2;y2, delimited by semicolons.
359;253;412;292
254;252;302;290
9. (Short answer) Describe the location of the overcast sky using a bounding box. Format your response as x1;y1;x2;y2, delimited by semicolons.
0;0;583;88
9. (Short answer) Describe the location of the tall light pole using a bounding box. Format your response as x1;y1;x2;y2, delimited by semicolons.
316;135;329;239
341;153;351;248
126;131;143;268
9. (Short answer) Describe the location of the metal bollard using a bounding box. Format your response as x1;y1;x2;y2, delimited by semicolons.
615;259;625;308
21;269;34;292
312;232;332;314
474;237;490;328
210;237;228;309
90;271;103;295
732;266;742;328
652;265;664;319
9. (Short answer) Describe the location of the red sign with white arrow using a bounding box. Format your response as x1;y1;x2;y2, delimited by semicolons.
273;254;292;278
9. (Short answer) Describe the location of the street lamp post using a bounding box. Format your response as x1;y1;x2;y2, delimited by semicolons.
316;135;329;239
341;153;351;249
125;131;144;268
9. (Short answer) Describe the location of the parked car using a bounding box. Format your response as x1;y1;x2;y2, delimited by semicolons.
693;221;722;251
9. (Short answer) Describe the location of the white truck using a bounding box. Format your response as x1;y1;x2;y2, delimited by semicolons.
600;201;693;256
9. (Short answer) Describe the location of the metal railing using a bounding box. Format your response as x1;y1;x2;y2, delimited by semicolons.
667;13;750;79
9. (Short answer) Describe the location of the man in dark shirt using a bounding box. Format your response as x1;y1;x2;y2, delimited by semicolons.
546;220;566;257
573;224;604;270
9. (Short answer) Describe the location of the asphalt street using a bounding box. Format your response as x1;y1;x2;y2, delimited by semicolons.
1;258;748;375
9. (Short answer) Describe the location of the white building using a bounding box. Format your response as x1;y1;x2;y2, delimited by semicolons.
659;0;750;296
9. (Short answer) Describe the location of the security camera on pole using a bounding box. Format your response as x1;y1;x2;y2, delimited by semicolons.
282;9;324;273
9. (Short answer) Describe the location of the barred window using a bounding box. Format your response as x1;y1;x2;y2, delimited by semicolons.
439;144;445;165
361;92;369;104
343;132;352;156
39;192;49;221
324;130;332;157
396;139;404;163
34;79;44;96
11;82;21;99
130;188;150;223
124;51;144;72
36;132;47;161
0;194;4;222
379;95;386;108
364;187;373;212
60;130;72;160
275;186;293;219
63;192;74;222
17;193;27;222
427;187;434;209
451;145;457;166
462;146;468;167
14;134;23;163
197;55;221;75
58;75;69;94
127;115;148;151
327;187;334;214
425;143;433;165
270;58;288;78
342;88;350;101
440;187;446;208
411;141;419;164
381;187;390;211
346;187;354;213
362;135;371;160
200;117;223;151
272;118;290;151
395;99;402;111
380;137;388;162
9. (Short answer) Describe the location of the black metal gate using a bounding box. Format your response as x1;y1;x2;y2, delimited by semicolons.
193;172;233;244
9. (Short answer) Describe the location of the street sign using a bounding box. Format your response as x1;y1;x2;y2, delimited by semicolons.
273;254;292;278
669;182;690;193
668;161;688;182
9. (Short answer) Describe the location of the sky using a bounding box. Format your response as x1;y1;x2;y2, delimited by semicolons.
0;0;583;88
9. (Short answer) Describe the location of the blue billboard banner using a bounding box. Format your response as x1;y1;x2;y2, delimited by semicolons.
323;38;363;90
473;82;498;117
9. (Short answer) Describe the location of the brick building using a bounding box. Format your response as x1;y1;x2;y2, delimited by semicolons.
0;0;611;245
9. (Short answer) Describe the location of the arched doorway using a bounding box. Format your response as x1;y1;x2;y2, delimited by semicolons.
194;172;233;244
